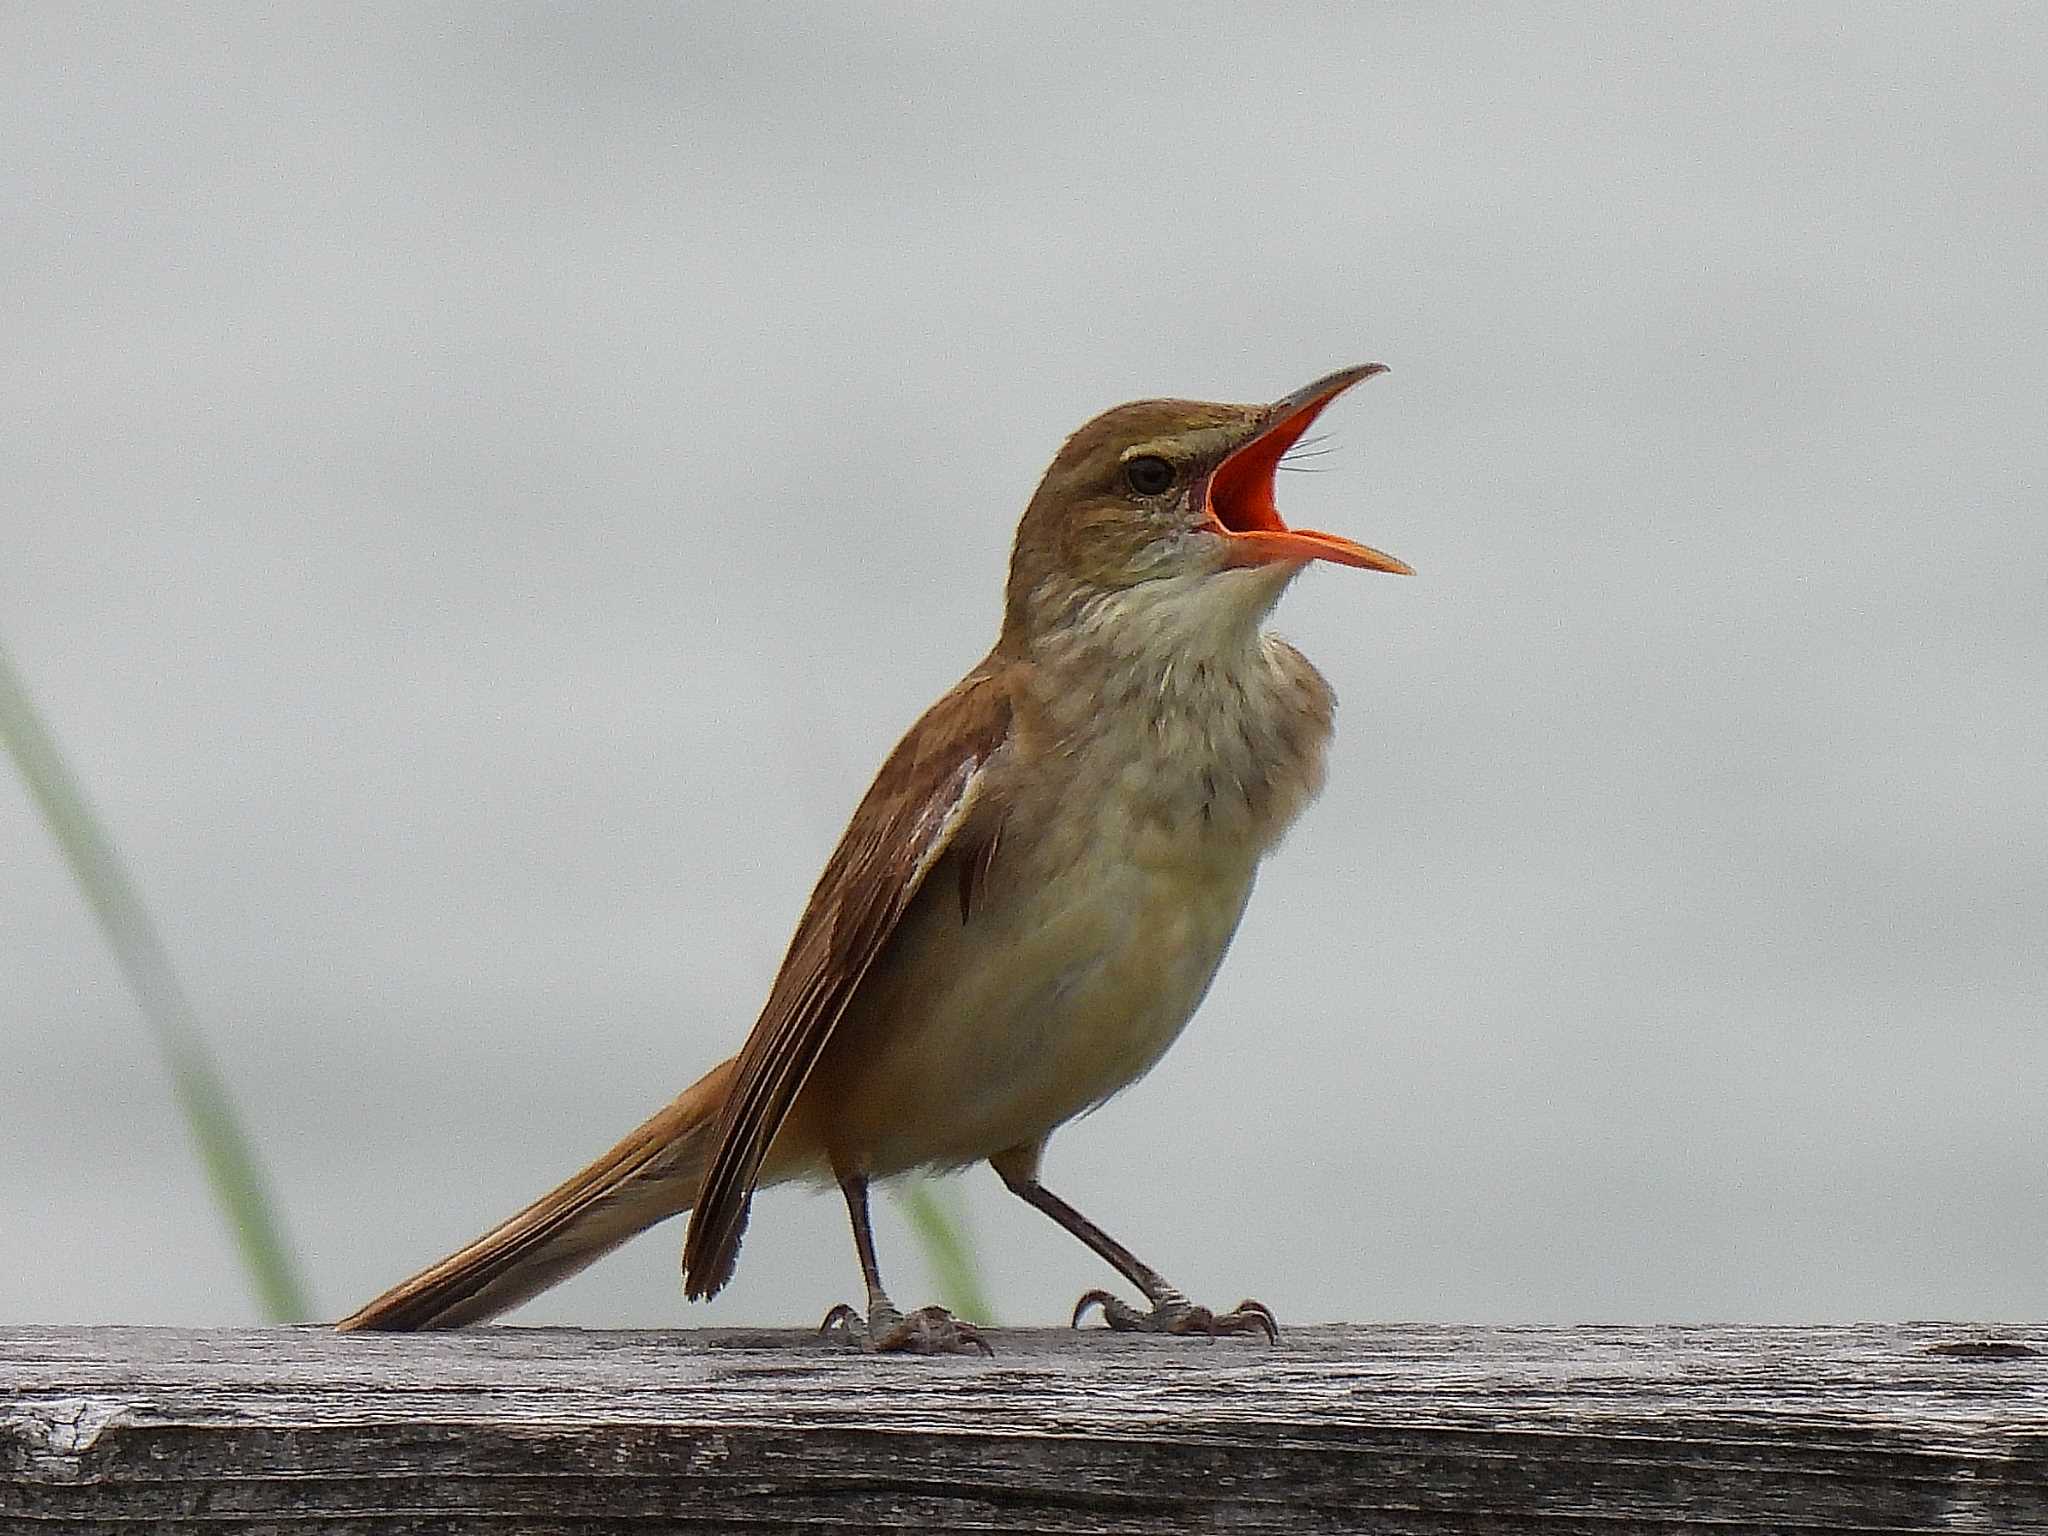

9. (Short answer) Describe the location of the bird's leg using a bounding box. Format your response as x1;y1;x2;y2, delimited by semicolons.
819;1171;990;1356
992;1151;1278;1342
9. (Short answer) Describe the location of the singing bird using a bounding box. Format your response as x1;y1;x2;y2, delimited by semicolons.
339;365;1411;1353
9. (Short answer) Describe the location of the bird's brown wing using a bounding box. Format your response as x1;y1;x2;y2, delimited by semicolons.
681;668;1012;1299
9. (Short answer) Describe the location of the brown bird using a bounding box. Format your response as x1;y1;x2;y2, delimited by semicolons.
338;364;1411;1353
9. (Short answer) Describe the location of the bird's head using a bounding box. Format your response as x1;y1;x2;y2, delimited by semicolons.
1002;365;1410;649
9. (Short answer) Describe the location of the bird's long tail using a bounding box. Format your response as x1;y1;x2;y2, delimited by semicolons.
336;1057;737;1331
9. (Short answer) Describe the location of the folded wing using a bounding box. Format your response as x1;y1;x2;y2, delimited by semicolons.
681;668;1012;1299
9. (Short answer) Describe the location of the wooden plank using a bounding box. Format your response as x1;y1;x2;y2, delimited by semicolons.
2;1323;2044;1532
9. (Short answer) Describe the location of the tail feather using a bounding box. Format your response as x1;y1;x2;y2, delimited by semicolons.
337;1058;736;1331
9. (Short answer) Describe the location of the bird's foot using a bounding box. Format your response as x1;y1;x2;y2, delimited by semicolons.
820;1301;993;1356
1072;1288;1279;1343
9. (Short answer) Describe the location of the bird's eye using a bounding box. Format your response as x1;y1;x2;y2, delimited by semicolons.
1123;455;1176;497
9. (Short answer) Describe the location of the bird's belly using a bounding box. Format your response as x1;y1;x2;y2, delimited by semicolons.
810;847;1258;1177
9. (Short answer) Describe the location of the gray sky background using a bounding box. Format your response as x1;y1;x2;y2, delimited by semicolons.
4;5;2043;1330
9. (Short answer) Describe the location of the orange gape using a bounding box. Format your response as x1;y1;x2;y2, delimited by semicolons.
338;366;1411;1354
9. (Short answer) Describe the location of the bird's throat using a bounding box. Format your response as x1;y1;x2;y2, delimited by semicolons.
1023;572;1335;864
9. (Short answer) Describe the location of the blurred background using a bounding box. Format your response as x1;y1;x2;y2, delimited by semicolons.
4;5;2043;1329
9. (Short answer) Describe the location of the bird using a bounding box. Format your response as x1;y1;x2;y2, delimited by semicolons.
337;364;1411;1353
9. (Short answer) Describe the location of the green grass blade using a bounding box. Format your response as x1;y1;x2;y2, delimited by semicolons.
894;1178;995;1325
0;639;312;1323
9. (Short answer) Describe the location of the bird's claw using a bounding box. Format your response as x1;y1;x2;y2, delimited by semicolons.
820;1301;993;1356
1071;1288;1279;1343
819;1302;865;1341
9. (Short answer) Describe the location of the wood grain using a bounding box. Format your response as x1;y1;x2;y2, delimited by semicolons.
3;1323;2044;1532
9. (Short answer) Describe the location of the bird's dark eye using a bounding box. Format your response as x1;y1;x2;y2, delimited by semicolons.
1124;455;1176;497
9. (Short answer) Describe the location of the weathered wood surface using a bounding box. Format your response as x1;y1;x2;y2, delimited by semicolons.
2;1322;2044;1533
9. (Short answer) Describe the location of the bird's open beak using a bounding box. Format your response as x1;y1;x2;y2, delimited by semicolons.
1204;364;1413;575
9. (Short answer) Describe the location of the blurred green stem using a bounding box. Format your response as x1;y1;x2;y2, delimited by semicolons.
894;1178;995;1324
0;638;311;1323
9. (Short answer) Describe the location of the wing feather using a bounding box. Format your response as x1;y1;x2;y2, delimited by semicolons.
681;669;1011;1299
